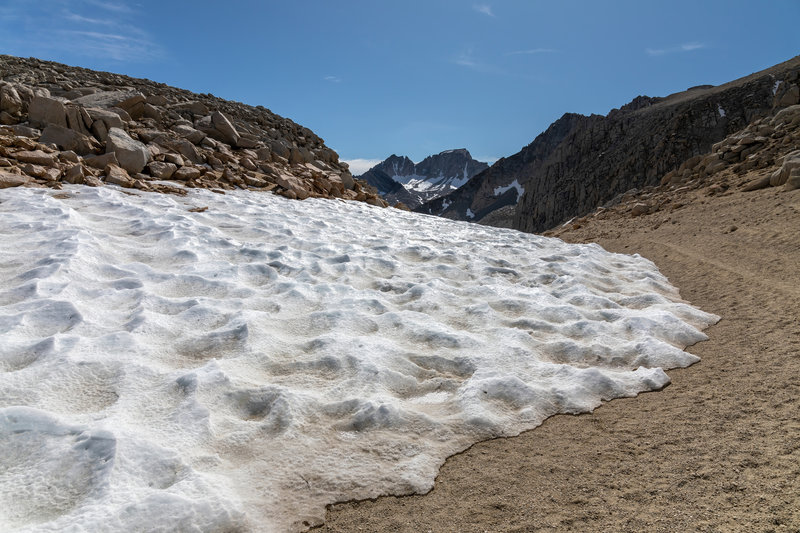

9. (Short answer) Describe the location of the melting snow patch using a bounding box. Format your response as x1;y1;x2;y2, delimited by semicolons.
466;208;475;219
494;179;525;200
718;104;726;118
773;80;781;95
0;186;718;532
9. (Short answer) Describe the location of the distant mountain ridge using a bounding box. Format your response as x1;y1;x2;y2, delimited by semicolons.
358;149;488;208
417;55;800;232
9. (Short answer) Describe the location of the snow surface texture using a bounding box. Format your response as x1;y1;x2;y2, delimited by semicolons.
0;186;718;532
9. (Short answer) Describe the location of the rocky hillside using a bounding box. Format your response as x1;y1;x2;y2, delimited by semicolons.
420;55;800;232
359;149;488;208
0;55;388;206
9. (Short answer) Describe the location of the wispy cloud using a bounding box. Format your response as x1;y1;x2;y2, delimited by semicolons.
83;0;133;13
342;158;383;175
63;12;116;25
0;0;163;63
472;3;494;17
646;41;706;56
324;75;342;83
453;48;502;74
680;42;705;52
507;48;556;56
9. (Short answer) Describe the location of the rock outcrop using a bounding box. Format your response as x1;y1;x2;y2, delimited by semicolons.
359;149;488;208
0;55;388;206
420;55;800;232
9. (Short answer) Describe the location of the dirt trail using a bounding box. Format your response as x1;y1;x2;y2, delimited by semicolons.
318;184;800;532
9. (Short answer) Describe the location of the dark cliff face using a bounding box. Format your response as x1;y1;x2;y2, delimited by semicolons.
420;56;800;232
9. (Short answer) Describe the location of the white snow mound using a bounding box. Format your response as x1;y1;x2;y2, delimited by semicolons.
0;186;718;532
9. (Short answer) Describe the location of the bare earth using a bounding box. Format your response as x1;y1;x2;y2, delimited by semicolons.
318;180;800;532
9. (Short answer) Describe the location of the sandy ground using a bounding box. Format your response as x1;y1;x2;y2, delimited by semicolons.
317;180;800;532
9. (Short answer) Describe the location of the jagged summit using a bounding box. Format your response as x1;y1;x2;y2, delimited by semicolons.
358;148;488;208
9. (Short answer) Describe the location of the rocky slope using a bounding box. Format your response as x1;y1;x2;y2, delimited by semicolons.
419;55;800;232
359;149;488;208
541;104;800;238
0;55;388;206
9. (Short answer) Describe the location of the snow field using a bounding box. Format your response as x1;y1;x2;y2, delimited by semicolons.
0;186;718;532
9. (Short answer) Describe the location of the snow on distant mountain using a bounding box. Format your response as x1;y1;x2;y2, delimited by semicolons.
0;185;717;532
358;149;489;208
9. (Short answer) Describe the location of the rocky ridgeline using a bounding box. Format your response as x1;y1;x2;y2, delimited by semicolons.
0;55;388;206
512;56;800;233
422;56;800;233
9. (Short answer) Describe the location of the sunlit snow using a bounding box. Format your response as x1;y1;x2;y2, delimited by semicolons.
494;178;525;200
0;186;717;532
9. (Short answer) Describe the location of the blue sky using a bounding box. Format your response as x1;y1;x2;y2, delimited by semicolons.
0;1;797;173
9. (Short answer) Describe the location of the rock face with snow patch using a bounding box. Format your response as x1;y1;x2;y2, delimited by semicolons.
359;149;488;208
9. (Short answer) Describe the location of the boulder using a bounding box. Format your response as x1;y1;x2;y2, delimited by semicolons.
168;139;203;164
0;84;23;115
109;107;132;123
63;164;85;184
172;101;209;116
105;127;150;174
210;111;240;147
236;135;260;149
86;107;124;130
270;139;291;159
145;94;168;106
104;164;135;188
164;153;185;166
776;84;800;107
13;149;57;166
173;166;202;181
117;93;145;115
289;147;304;165
770;153;800;186
147;161;177;179
141;103;161;121
785;167;800;191
0;111;18;125
0;171;29;188
73;89;142;109
172;124;206;145
9;125;40;138
43;167;62;181
39;125;99;155
85;152;119;169
275;173;310;199
255;147;272;161
630;203;650;216
65;105;92;136
28;95;67;128
59;150;80;163
340;171;355;190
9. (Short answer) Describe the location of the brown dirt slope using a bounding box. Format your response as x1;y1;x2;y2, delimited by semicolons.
317;169;800;531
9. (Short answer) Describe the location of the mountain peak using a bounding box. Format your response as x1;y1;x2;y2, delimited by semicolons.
357;149;488;208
